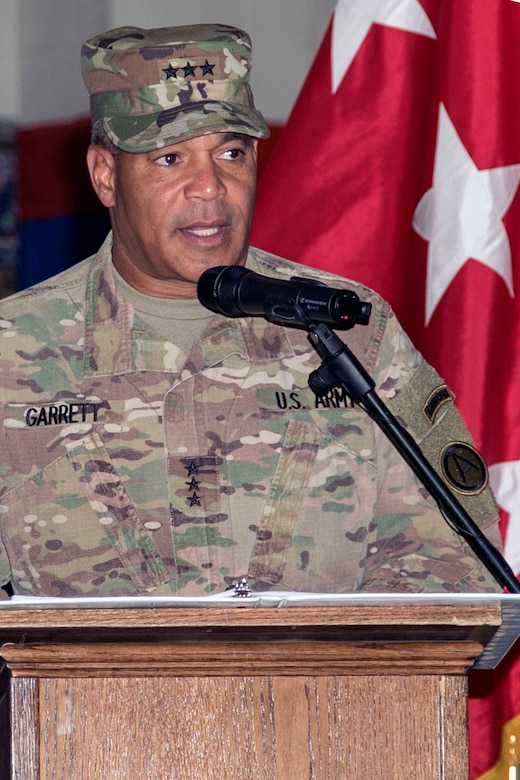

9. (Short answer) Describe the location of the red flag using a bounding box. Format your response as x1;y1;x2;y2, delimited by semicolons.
251;1;520;776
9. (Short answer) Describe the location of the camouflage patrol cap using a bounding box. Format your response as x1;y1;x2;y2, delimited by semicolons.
81;23;270;152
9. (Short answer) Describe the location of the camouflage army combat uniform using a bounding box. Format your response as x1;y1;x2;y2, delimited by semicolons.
0;235;502;597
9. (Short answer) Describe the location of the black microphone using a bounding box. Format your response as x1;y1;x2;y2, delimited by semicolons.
197;265;372;330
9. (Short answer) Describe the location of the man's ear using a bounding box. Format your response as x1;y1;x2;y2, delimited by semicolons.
86;145;117;208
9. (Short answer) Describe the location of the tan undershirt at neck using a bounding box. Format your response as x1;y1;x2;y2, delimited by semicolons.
113;265;214;355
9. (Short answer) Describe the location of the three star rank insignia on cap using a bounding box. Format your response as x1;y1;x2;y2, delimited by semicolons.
162;60;215;80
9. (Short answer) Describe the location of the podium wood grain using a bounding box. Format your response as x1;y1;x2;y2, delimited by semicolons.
0;601;502;779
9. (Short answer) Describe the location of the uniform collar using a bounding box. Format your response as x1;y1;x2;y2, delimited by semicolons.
82;234;296;378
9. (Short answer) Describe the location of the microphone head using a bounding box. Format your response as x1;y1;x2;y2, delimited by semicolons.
197;266;248;316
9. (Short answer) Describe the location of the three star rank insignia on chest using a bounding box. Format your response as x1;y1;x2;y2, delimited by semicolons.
184;460;202;506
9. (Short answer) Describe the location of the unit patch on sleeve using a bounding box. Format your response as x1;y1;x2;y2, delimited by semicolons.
440;442;488;495
423;384;453;424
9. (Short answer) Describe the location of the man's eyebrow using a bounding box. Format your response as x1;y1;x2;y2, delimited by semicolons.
220;132;253;144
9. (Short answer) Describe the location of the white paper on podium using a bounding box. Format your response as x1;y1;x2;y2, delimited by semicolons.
4;590;519;610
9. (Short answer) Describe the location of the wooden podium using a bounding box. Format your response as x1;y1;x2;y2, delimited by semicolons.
0;595;514;779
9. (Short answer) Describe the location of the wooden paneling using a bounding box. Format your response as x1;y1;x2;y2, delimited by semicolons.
0;602;503;779
0;662;10;778
8;673;467;780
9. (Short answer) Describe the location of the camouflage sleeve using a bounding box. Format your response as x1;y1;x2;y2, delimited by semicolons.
359;310;502;593
0;536;12;595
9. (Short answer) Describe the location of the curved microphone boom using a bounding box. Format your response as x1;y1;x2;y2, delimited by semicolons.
197;266;372;330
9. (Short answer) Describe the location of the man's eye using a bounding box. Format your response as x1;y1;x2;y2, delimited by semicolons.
156;153;179;166
222;148;244;160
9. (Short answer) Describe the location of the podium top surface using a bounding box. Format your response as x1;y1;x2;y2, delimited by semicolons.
0;592;516;669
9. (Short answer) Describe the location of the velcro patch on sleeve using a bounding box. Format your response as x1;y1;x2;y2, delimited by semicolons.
440;442;488;495
385;360;496;526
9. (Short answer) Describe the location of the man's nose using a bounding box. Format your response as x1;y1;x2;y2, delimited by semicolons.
184;157;226;201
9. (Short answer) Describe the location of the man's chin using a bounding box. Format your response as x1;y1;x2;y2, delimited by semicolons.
193;254;246;278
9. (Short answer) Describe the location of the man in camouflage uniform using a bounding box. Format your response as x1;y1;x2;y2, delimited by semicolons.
0;24;503;597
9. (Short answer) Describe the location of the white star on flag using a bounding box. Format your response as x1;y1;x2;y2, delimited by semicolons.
489;461;520;575
413;103;520;325
332;0;436;93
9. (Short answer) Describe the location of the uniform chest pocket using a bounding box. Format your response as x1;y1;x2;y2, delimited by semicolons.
248;416;378;592
0;429;170;595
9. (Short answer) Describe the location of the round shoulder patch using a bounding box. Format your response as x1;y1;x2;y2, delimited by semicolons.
440;442;488;495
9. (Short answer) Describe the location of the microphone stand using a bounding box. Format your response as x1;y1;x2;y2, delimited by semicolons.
303;320;520;594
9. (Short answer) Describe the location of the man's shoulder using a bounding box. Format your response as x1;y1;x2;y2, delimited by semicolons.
247;246;388;308
0;233;112;319
0;256;96;319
